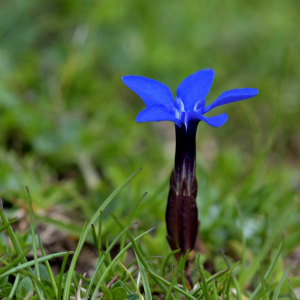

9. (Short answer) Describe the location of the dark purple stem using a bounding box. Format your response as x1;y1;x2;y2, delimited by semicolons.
174;121;198;193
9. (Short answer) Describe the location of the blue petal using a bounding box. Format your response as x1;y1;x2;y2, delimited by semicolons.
204;88;259;113
136;105;182;126
122;75;174;108
176;69;215;111
187;111;228;127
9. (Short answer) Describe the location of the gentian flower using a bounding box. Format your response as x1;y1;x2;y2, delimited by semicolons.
122;69;258;260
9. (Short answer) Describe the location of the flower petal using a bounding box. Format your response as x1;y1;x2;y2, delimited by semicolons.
187;111;228;127
176;69;215;111
136;105;182;126
204;88;259;113
122;75;174;108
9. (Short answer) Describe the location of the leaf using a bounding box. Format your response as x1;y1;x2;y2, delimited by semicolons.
126;294;140;300
44;286;56;299
3;283;12;297
0;276;8;286
111;287;127;300
17;277;33;299
280;277;300;295
34;263;50;284
102;283;113;300
112;280;127;289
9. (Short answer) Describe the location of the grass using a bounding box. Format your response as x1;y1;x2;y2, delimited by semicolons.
0;171;298;299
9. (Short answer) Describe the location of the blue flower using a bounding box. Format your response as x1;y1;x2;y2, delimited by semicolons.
122;69;259;129
122;69;259;262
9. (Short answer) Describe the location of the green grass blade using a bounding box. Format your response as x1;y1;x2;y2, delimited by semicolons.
57;251;70;300
8;271;21;298
235;200;247;279
288;280;297;300
179;250;190;296
165;265;179;300
128;232;178;300
116;259;143;300
63;168;140;300
91;224;98;248
162;249;181;276
191;268;229;296
91;224;102;260
260;261;270;300
35;215;84;238
197;255;211;300
26;187;40;282
0;251;72;278
38;235;58;300
216;275;230;294
119;192;147;259
135;248;152;300
248;242;283;300
0;198;43;298
212;280;218;300
128;192;148;225
252;284;278;300
0;217;17;232
272;267;290;300
0;199;30;266
85;223;134;297
146;268;197;300
89;227;154;300
0;248;31;276
221;249;242;300
98;210;103;255
226;277;231;300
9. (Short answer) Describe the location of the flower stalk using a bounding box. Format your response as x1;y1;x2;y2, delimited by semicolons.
166;122;199;261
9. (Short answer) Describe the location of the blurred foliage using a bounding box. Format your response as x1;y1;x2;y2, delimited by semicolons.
0;0;300;262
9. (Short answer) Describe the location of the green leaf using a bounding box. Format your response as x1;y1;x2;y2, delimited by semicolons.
3;283;13;297
112;280;127;289
280;277;300;295
17;277;33;299
102;283;113;300
34;263;50;284
126;294;140;300
0;276;8;286
111;287;127;300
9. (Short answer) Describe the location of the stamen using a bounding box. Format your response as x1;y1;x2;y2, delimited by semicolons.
194;99;206;112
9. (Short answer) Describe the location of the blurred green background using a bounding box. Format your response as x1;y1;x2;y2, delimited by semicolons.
0;0;299;263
